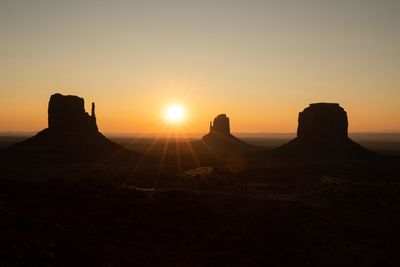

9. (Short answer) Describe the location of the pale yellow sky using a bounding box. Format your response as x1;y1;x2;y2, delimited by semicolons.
1;0;399;133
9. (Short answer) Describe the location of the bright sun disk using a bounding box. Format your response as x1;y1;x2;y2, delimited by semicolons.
164;104;185;123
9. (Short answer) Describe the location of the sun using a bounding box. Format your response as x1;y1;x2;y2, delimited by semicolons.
164;104;186;123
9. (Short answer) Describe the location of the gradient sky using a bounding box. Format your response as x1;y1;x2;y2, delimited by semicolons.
1;0;399;134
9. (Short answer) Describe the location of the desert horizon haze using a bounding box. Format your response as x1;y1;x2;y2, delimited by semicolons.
1;1;400;133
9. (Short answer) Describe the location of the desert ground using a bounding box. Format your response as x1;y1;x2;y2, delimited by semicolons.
0;134;399;266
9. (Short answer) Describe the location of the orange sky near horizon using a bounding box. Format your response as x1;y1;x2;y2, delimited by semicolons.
1;1;399;134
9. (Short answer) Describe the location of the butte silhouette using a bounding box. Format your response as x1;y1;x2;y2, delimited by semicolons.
267;103;374;159
8;93;123;160
200;114;254;153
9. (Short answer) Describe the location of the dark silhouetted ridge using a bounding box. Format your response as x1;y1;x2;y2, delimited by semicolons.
267;103;376;159
5;93;128;161
201;114;254;153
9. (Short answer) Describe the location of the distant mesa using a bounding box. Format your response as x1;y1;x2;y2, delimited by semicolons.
201;114;253;153
297;103;348;141
8;93;123;160
268;103;374;159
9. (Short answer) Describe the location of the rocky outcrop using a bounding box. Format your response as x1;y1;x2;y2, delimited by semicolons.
297;103;348;141
48;93;98;133
201;114;254;154
210;114;230;135
9;93;125;161
268;103;373;159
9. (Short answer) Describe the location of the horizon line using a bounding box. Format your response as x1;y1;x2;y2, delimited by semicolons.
2;130;400;137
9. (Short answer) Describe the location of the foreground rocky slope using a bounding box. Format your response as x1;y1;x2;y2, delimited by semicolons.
0;157;399;267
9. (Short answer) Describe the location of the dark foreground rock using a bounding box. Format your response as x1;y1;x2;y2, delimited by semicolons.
0;157;399;267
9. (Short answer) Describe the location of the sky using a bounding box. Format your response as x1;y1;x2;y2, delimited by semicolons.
1;0;399;134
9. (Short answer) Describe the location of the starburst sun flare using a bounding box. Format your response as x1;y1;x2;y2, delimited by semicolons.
164;104;186;124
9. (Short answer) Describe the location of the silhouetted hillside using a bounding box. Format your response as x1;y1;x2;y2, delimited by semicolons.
3;93;134;162
267;103;377;159
199;114;255;154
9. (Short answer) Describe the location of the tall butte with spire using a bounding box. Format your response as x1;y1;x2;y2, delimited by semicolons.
268;103;374;159
47;93;98;133
201;114;254;153
10;93;122;160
